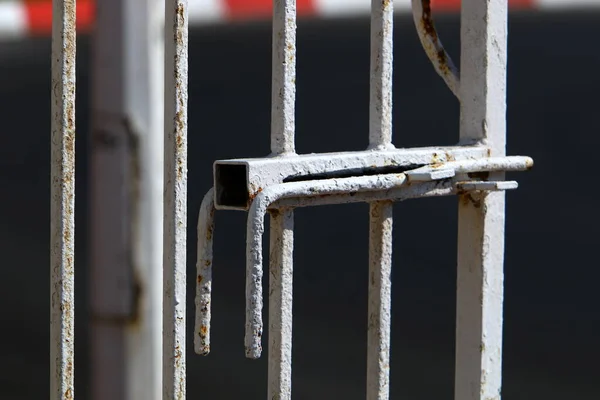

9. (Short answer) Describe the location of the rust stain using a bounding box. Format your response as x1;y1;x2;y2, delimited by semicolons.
248;187;263;205
199;325;208;335
420;0;437;40
460;193;482;209
197;275;203;283
204;260;211;267
419;0;454;79
206;223;213;241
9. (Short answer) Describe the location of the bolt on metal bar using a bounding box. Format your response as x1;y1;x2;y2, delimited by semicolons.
368;0;394;398
412;0;460;98
456;1;508;399
195;188;215;356
164;0;189;398
50;0;76;398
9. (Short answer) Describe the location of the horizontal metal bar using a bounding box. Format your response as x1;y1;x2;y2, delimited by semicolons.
406;156;533;181
272;179;518;209
214;145;489;210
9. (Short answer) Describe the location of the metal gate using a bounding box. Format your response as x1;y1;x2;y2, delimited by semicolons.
50;0;533;399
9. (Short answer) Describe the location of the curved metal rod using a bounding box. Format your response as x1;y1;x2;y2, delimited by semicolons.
244;155;533;358
412;0;460;98
194;188;215;356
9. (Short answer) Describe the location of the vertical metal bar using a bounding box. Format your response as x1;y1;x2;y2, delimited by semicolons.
367;0;393;399
456;1;507;399
268;209;294;400
50;0;76;397
90;0;164;398
369;0;394;150
247;0;297;358
367;201;393;400
270;0;297;155
195;188;215;356
164;0;188;398
262;0;297;397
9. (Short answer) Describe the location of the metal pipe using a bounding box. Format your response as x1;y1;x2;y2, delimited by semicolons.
50;0;76;398
194;188;215;356
264;1;298;397
164;0;189;397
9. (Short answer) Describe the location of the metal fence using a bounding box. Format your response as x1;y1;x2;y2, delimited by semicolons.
50;0;533;399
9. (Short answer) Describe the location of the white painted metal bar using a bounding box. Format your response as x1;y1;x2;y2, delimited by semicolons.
267;208;295;399
195;188;215;355
164;0;189;398
368;0;394;398
262;1;297;398
50;0;76;397
411;0;460;98
369;0;394;150
456;0;508;399
367;201;393;400
89;0;164;397
270;0;297;156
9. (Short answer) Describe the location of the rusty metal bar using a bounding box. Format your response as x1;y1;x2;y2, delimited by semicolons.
411;0;460;98
89;0;164;397
195;188;215;356
264;1;298;399
456;0;508;399
164;0;188;398
50;0;76;398
368;0;394;398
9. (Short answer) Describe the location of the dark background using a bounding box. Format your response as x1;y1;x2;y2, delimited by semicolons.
0;10;597;399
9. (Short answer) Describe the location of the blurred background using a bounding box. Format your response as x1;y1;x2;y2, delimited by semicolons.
0;0;599;399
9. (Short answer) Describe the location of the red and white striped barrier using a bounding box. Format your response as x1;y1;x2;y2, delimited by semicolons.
0;0;597;40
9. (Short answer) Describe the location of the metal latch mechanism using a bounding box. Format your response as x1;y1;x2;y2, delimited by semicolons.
194;148;533;358
192;0;534;368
